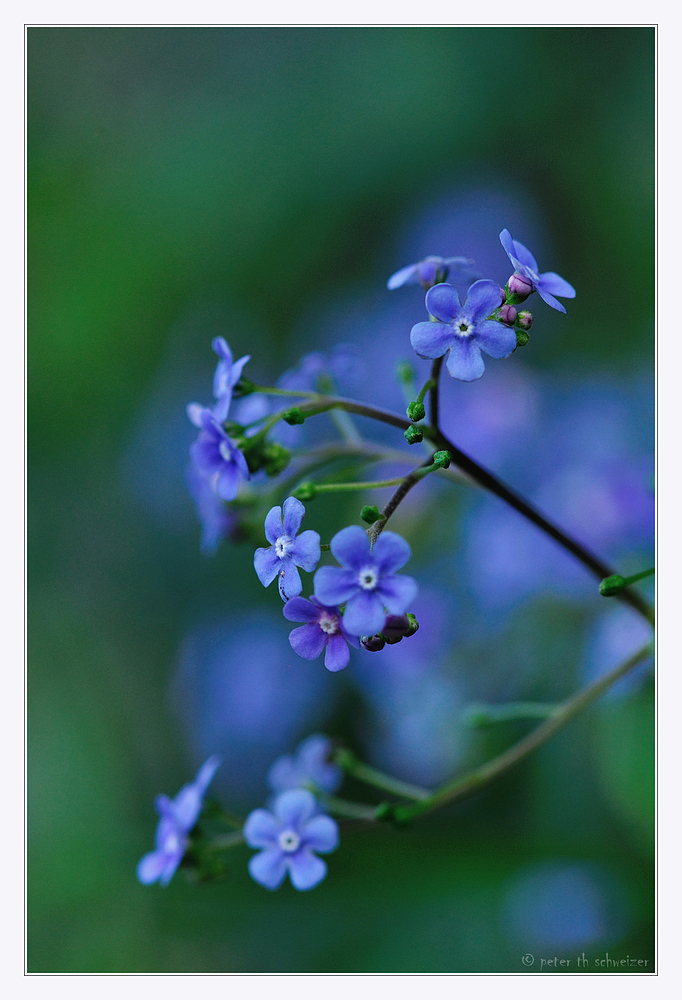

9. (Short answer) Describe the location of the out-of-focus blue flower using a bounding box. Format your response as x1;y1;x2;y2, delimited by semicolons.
278;343;365;395
314;525;418;637
503;861;626;949
410;281;516;382
387;255;475;291
173;615;337;807
283;596;359;672
137;756;221;886
499;229;575;313
254;497;321;600
185;461;236;555
244;789;339;891
186;403;249;501
211;336;250;421
583;606;653;698
267;734;342;795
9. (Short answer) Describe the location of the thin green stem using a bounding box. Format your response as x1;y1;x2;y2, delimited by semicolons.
312;791;378;821
252;385;320;399
209;831;246;850
415;377;436;406
368;456;439;544
462;702;560;727
333;748;431;801
305;477;407;495
626;566;655;585
391;640;654;824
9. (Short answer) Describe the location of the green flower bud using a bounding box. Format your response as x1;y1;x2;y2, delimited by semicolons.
432;450;452;469
404;425;423;445
515;329;530;348
263;442;291;477
283;407;306;425
599;574;626;597
360;504;383;525
404;613;419;637
232;376;257;398
407;400;426;422
293;482;317;501
396;360;416;385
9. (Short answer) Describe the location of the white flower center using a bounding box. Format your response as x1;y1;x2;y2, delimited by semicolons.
358;566;379;590
219;440;233;461
164;830;182;855
456;320;473;337
318;611;340;635
278;829;301;853
275;535;294;559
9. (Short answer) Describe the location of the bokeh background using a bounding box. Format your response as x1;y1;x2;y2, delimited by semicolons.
28;26;654;973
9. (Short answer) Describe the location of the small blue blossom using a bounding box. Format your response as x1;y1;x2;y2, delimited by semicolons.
186;403;249;501
137;756;221;886
254;497;322;600
387;255;476;291
267;733;342;795
499;229;576;313
278;343;364;395
185;461;236;555
410;280;517;382
313;525;418;636
283;596;359;671
211;337;250;421
244;789;339;891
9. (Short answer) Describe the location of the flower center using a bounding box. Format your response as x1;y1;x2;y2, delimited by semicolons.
457;321;473;337
318;611;340;635
278;829;301;853
275;535;294;559
358;566;379;590
219;440;233;462
163;830;182;855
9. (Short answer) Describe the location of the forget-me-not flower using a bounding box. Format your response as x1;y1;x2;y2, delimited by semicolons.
254;497;321;600
211;336;250;421
410;280;517;382
387;255;475;290
185;461;236;555
187;403;250;501
244;788;339;891
267;733;342;795
283;596;359;672
137;755;221;886
499;229;576;313
313;525;418;636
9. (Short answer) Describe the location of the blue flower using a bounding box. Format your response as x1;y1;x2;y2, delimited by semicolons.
283;596;359;672
186;403;249;501
137;756;221;886
313;525;418;637
185;460;236;555
410;280;517;382
254;497;321;600
211;337;250;421
499;229;576;313
244;789;339;891
267;733;342;795
387;255;475;290
278;343;364;395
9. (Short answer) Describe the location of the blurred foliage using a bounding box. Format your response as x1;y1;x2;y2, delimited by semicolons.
28;27;654;972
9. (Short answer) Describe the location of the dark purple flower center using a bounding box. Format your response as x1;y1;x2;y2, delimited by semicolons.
278;829;301;853
358;566;379;590
318;611;340;635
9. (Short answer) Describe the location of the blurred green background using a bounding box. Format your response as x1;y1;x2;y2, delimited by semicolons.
28;26;654;973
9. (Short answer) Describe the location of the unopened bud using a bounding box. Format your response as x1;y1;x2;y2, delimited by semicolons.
498;304;518;326
407;400;426;422
506;273;533;302
515;329;530;348
432;450;452;469
233;376;257;398
404;425;423;445
360;504;383;525
516;310;533;330
404;613;419;637
396;360;416;385
361;634;386;652
599;574;626;597
263;442;291;477
292;482;317;501
499;285;507;305
282;407;306;425
382;615;410;642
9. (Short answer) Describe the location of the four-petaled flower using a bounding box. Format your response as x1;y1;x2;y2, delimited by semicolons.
211;336;250;421
137;755;221;886
387;255;476;290
244;789;339;891
499;229;576;313
283;597;359;672
267;733;342;795
410;280;517;382
313;525;418;636
254;497;321;600
187;404;250;500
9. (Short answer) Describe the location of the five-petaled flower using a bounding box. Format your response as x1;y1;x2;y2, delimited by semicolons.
499;229;576;314
267;734;342;795
187;403;250;501
410;279;517;382
313;525;418;636
254;497;321;600
283;597;359;672
211;336;250;421
244;788;339;891
137;755;221;886
387;255;476;290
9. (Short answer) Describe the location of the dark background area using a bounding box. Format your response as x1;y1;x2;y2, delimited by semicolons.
28;26;654;973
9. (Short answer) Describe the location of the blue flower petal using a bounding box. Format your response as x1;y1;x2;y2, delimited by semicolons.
313;565;358;606
511;238;538;274
474;320;517;360
282;597;320;623
254;546;281;587
537;287;567;313
244;808;280;848
292;530;322;572
289;623;327;660
278;560;303;600
376;573;418;614
330;525;370;570
464;279;506;323
538;272;576;298
409;320;455;361
273;788;318;827
387;262;418;290
343;590;385;637
249;848;288;890
372;531;411;575
288;850;328;891
323;633;350;672
425;282;462;323
282;496;306;537
264;505;283;545
445;338;486;382
302;814;340;853
137;849;170;884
